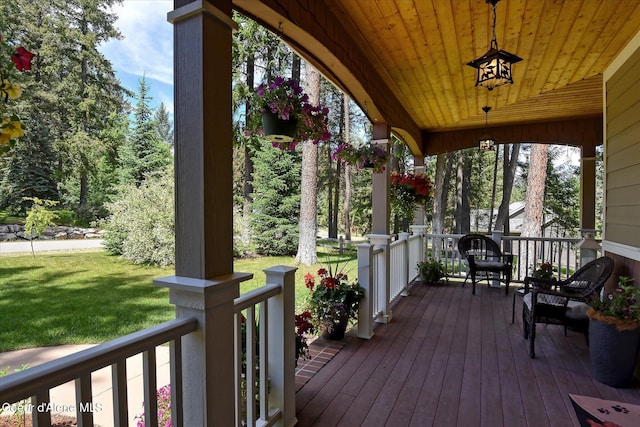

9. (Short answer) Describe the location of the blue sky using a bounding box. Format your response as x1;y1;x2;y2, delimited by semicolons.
100;0;174;118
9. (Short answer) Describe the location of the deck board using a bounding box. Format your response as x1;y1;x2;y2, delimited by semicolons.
295;282;640;426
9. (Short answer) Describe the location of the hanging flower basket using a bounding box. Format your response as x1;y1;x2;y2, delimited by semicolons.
332;143;388;172
261;111;297;143
256;77;330;150
390;172;433;220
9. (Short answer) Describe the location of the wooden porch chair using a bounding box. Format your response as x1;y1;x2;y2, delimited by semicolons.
522;256;614;358
457;234;514;296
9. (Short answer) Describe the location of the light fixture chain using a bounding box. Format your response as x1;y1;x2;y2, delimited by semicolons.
491;3;498;50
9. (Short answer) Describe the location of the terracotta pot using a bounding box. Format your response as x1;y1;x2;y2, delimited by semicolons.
589;318;640;388
261;111;297;142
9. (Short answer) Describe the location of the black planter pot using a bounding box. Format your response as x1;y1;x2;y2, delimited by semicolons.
589;318;640;388
320;315;348;340
261;111;297;143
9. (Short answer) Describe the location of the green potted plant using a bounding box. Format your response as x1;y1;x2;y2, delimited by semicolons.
417;258;446;284
256;77;331;150
531;262;554;280
587;276;640;388
303;264;364;340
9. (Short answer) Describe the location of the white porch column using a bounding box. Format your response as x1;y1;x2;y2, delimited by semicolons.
580;147;597;233
264;266;297;427
397;232;411;296
371;123;391;234
578;229;601;266
413;156;426;226
411;224;429;263
167;0;238;425
369;234;393;323
357;243;375;339
155;274;250;426
170;0;236;278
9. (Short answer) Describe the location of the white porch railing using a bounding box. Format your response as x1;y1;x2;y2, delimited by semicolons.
357;229;426;338
0;266;296;427
0;317;197;427
356;229;601;338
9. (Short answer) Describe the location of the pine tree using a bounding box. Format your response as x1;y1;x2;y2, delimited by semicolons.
154;102;174;148
251;140;301;256
1;0;129;221
119;76;171;186
0;124;59;212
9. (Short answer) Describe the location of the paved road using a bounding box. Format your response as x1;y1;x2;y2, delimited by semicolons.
0;239;104;254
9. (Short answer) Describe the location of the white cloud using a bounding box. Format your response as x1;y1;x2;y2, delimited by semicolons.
101;0;173;85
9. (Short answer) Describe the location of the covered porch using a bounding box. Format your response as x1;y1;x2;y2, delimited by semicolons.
297;281;640;426
3;0;640;426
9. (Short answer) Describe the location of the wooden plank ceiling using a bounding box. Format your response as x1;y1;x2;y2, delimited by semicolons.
235;0;640;154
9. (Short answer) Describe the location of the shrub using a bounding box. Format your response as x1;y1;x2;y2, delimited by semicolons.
102;167;175;266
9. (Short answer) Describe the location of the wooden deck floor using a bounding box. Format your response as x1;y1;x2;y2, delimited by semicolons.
295;281;640;426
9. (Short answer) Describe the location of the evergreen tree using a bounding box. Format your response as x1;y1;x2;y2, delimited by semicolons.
119;75;171;186
154;102;173;148
251;140;301;256
0;124;59;212
544;149;580;234
0;0;129;221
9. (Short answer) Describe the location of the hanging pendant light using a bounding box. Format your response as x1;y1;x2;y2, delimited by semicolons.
479;106;496;151
468;0;523;90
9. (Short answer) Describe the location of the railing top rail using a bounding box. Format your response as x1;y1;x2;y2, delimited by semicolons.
0;317;198;404
425;233;465;239
373;247;384;255
502;236;583;243
390;239;405;249
407;234;422;241
234;282;281;313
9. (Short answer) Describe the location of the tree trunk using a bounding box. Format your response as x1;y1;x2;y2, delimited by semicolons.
488;147;499;232
454;151;471;234
242;53;255;246
343;164;352;241
461;151;471;233
494;143;520;233
432;152;453;260
520;143;548;277
79;172;88;212
342;93;352;241
327;147;336;239
295;65;320;265
433;152;452;234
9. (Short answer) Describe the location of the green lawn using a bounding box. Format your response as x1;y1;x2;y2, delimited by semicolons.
0;247;357;352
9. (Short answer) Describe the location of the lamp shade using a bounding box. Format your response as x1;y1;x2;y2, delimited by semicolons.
479;136;496;151
468;47;523;91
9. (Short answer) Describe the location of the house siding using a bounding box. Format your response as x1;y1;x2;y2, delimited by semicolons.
604;31;640;253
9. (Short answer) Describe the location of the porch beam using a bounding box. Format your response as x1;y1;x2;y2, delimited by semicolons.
422;117;603;156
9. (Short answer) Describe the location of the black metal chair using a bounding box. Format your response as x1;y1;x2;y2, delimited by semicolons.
457;234;514;296
522;256;614;358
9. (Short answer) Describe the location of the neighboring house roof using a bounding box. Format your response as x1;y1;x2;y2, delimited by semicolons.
471;201;564;234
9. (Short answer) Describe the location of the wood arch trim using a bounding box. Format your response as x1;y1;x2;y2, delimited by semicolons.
423;117;603;156
233;0;423;154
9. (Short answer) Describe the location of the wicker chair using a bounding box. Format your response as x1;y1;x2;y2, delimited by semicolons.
522;256;614;358
457;234;514;296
